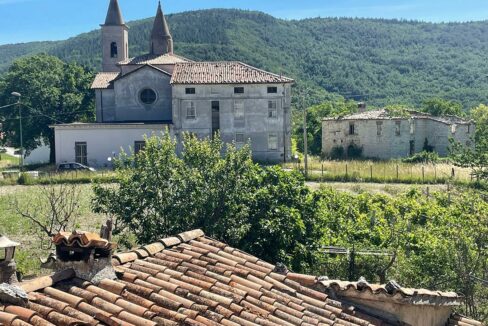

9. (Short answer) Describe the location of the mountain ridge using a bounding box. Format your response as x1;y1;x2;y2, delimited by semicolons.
2;8;488;108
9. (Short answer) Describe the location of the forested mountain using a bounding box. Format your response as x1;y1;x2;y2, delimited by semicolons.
2;9;488;108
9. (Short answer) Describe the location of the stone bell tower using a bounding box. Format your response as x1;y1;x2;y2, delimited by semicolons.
101;0;129;72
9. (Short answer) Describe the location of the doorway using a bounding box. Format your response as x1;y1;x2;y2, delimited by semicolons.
409;140;415;156
212;101;220;138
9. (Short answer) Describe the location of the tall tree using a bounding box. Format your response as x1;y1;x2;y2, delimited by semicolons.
0;54;94;162
422;98;464;117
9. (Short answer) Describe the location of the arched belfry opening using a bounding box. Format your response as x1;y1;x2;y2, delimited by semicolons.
110;42;118;58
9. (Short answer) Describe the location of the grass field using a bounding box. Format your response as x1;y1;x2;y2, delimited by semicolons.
0;184;106;278
285;158;473;184
0;153;20;170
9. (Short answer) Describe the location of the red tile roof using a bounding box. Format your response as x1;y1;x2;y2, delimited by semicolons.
171;62;294;85
0;230;481;326
118;53;190;66
91;72;119;89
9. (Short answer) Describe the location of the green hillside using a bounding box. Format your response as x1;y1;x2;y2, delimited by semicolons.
2;9;488;108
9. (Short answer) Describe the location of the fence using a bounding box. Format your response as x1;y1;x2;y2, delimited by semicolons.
285;160;473;184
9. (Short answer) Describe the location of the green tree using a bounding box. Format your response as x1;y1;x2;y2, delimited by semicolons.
92;133;322;271
0;54;94;162
422;98;464;117
450;104;488;182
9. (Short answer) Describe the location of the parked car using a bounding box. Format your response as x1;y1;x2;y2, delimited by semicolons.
57;162;96;172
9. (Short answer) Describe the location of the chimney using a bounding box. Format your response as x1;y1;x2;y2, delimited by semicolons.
358;102;367;113
51;221;117;285
0;235;20;284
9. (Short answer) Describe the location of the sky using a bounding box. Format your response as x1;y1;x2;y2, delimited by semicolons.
1;0;488;45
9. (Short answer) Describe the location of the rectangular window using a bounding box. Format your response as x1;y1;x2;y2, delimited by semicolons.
186;102;196;119
268;133;278;151
267;86;278;94
134;141;146;155
376;121;383;136
349;123;355;135
185;88;196;95
268;100;278;118
235;133;245;144
395;121;401;136
75;142;87;166
410;120;415;135
467;124;471;134
234;87;245;94
234;100;244;120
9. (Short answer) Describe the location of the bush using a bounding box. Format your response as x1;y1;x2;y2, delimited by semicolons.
330;146;345;160
347;143;363;159
17;173;33;185
402;151;439;164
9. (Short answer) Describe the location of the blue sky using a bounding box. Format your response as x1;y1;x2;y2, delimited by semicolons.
1;0;488;45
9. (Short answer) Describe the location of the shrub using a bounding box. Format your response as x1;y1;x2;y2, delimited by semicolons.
17;173;33;185
402;151;439;164
330;146;345;160
423;138;435;152
347;143;363;159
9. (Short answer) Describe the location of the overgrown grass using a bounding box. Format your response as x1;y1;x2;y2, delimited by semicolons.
0;171;118;186
0;153;20;170
0;185;107;277
285;158;473;184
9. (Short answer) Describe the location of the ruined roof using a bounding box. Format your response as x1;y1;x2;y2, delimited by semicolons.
171;61;294;85
323;109;473;125
118;53;190;66
0;229;481;326
103;0;125;26
91;72;119;89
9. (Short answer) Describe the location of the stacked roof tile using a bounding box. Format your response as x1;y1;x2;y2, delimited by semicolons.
171;62;294;85
52;231;117;251
0;230;483;326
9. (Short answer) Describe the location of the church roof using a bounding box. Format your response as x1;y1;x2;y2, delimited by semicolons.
171;61;294;85
118;53;190;66
91;72;119;89
104;0;125;26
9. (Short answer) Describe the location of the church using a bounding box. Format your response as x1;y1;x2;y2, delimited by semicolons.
52;0;293;168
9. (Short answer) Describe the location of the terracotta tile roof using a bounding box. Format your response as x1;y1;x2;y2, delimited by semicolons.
447;314;484;326
91;72;119;89
171;62;294;85
0;229;481;326
118;53;190;66
52;231;116;251
319;280;461;305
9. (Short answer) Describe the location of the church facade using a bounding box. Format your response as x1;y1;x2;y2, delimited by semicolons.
52;0;293;168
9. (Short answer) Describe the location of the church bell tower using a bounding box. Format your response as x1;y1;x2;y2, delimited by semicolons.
101;0;128;72
150;1;173;55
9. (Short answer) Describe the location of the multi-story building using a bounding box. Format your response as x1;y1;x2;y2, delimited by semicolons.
322;108;475;159
52;0;293;167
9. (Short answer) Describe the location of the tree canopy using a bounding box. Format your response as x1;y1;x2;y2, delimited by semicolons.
0;54;94;162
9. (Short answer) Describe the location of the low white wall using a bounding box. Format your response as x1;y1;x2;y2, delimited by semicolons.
54;124;170;168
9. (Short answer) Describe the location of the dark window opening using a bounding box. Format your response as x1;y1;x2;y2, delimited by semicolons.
349;123;355;135
212;101;220;138
185;88;196;95
234;87;244;94
267;87;278;94
110;42;118;58
140;89;157;105
395;121;401;136
134;141;146;155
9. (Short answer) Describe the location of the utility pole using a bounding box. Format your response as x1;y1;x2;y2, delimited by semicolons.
11;92;23;171
302;93;308;178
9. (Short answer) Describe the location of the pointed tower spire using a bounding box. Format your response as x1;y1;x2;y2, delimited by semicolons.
105;0;125;26
150;1;174;55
